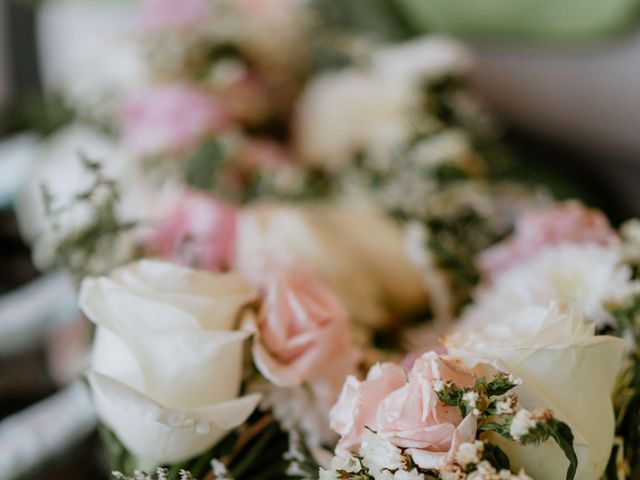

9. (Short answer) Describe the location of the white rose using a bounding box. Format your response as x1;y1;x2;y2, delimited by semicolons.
234;202;428;327
446;304;625;480
80;260;260;463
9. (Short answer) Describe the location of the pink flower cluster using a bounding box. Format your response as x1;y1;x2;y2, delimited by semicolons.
477;200;616;277
122;84;232;155
138;0;213;31
250;267;361;395
330;352;477;469
146;191;237;271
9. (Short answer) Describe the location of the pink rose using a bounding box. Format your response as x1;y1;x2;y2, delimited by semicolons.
402;344;448;370
477;200;616;277
331;363;407;453
249;268;361;393
139;0;213;31
377;353;476;469
122;84;231;155
146;191;237;271
330;352;477;469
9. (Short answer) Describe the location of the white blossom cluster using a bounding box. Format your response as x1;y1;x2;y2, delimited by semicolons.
440;461;531;480
319;432;533;480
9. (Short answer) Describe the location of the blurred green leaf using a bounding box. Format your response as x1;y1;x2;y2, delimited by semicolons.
391;0;640;40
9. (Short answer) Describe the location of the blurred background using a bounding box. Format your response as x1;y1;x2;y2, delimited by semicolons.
0;0;638;478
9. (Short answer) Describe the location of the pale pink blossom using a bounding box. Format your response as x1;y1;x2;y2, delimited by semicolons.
402;344;447;370
250;268;361;393
331;363;406;453
477;200;616;277
146;191;237;271
330;352;477;468
378;353;476;469
122;84;231;155
138;0;212;31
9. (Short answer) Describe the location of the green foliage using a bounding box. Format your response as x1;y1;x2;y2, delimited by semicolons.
183;138;228;192
312;0;416;42
425;206;506;308
182;136;332;205
2;93;75;136
606;294;640;478
551;420;579;480
436;374;578;480
481;442;511;472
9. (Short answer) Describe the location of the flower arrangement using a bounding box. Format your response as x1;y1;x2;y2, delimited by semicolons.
12;1;640;479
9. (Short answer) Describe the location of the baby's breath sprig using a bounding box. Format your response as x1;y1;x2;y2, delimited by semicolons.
435;372;521;418
41;154;139;280
435;373;578;480
112;468;194;480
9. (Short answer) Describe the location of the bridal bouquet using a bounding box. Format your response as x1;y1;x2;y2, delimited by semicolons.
14;1;640;479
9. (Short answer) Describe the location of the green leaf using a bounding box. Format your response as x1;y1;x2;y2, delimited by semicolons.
478;421;512;439
482;442;511;471
486;374;519;397
550;420;578;480
183;138;227;191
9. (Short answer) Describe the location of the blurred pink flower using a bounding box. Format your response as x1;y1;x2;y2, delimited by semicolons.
236;0;292;16
250;268;360;394
217;71;273;124
330;352;477;468
147;191;237;271
122;85;231;155
139;0;212;31
477;200;616;277
241;139;291;170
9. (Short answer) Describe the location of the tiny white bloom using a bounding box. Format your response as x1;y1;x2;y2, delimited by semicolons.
462;391;479;408
510;409;538;441
495;395;516;415
361;430;405;476
394;468;426;480
433;379;445;392
467;461;498;480
318;468;337;480
507;374;522;386
330;454;363;473
455;440;484;467
440;465;466;480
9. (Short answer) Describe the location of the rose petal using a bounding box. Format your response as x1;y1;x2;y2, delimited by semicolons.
88;372;260;463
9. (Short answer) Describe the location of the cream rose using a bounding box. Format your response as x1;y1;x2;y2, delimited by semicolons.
80;260;260;463
445;304;625;480
234;202;428;327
